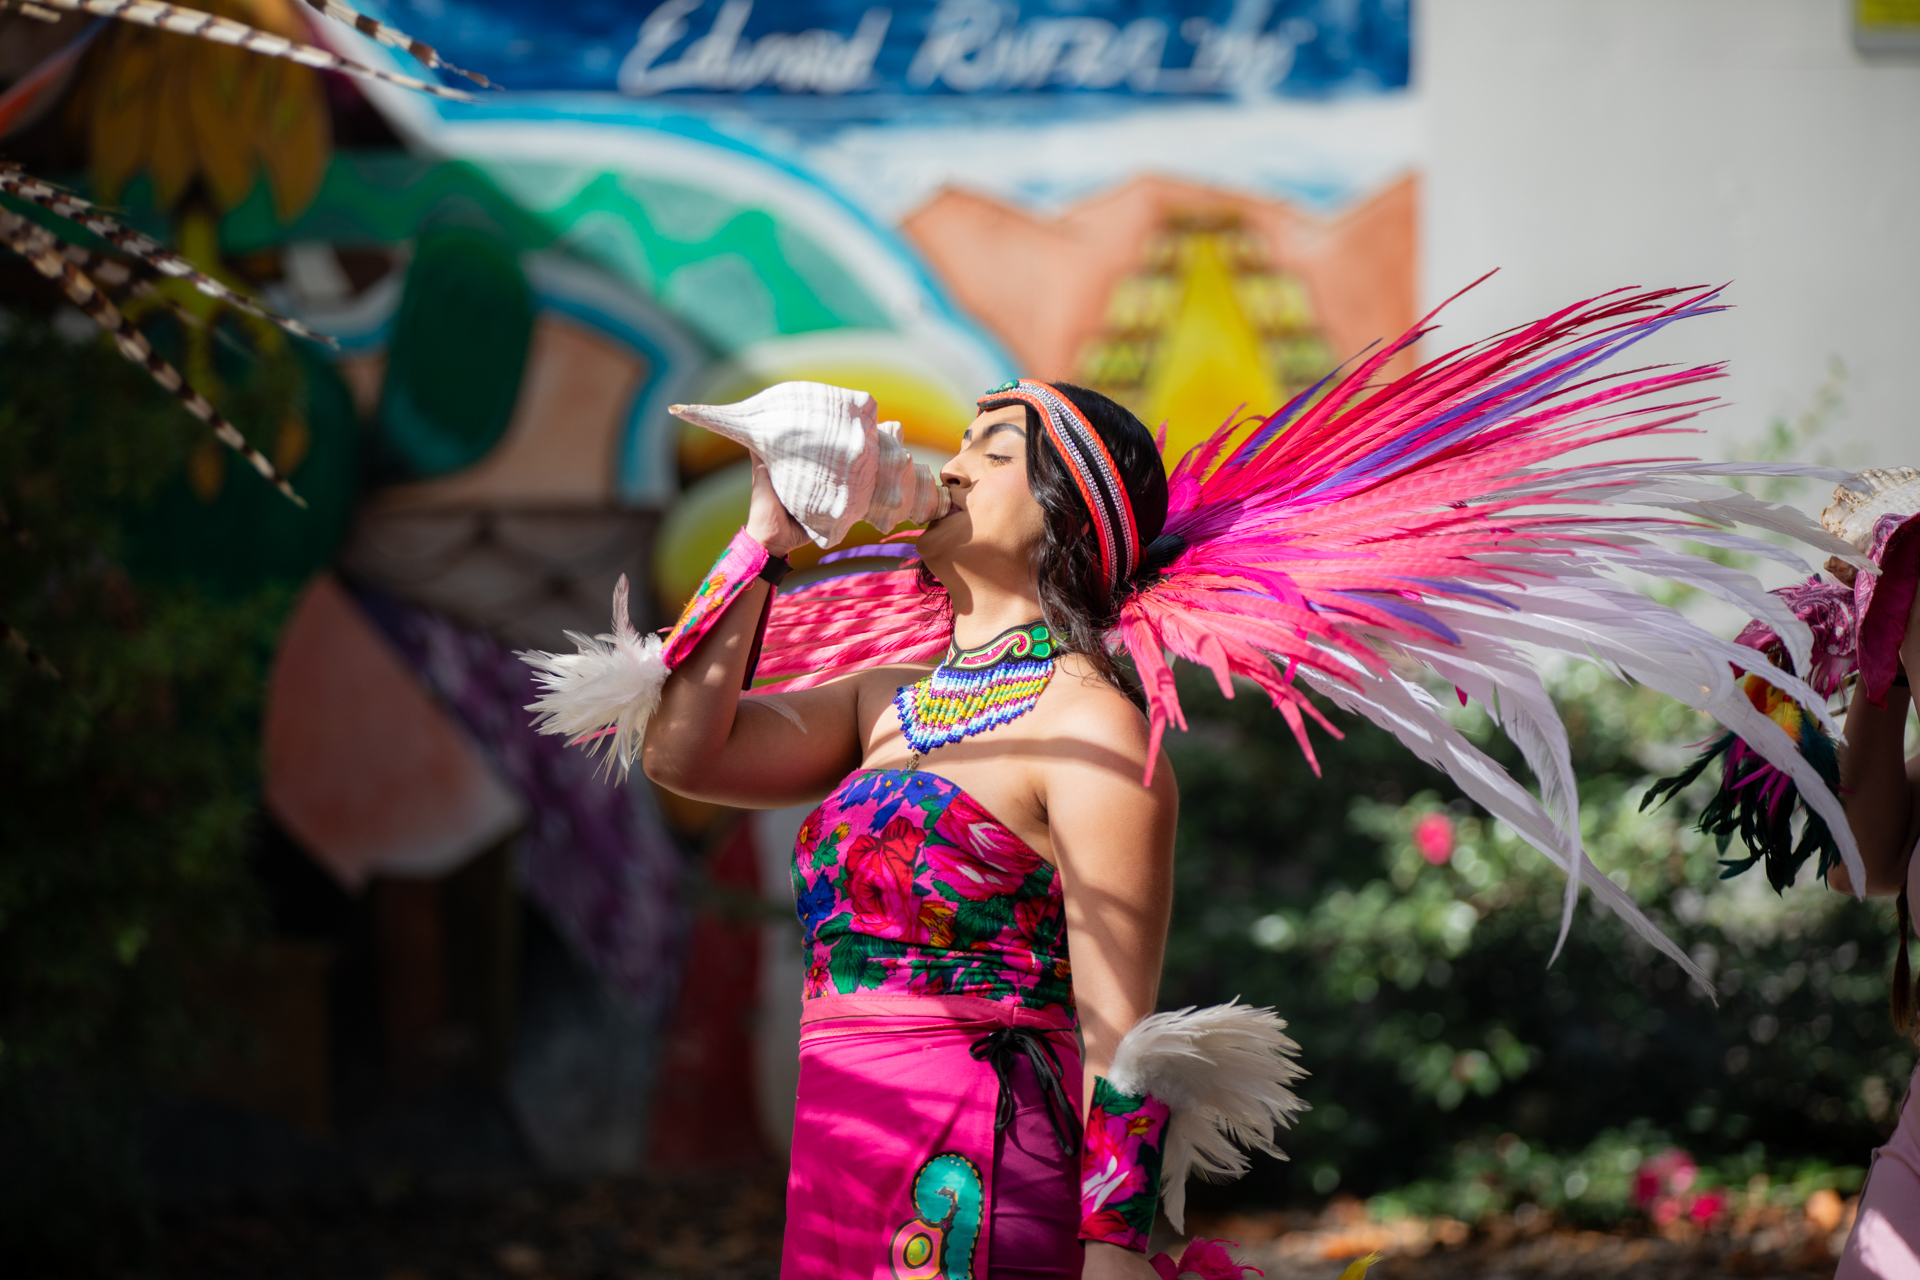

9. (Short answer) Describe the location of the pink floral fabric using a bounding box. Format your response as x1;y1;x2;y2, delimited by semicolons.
1858;511;1920;705
1079;1077;1170;1253
658;527;769;670
792;769;1073;1015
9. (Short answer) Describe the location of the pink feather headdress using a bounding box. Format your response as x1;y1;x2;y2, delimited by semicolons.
752;282;1865;985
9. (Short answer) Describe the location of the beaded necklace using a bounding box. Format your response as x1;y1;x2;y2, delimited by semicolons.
894;620;1056;767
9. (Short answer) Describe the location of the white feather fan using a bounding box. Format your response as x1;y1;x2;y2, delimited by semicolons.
517;575;666;777
1106;1001;1309;1232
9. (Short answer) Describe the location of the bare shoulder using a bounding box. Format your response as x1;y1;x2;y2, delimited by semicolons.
1040;655;1175;798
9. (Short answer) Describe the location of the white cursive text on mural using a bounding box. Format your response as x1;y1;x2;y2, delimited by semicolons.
620;0;893;95
618;0;1319;97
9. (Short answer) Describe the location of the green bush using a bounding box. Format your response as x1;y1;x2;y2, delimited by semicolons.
0;313;299;1267
1163;659;1902;1213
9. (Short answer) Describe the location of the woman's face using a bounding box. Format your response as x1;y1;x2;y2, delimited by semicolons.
915;405;1047;580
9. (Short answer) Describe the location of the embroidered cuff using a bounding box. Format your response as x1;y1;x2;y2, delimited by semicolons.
1079;1076;1170;1252
660;528;775;678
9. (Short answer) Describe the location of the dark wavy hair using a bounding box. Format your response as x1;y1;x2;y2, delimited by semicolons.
976;381;1170;689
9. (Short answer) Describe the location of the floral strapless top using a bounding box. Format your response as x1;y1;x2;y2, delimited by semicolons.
791;769;1073;1016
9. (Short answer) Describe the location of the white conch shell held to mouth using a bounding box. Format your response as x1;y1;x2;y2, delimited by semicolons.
669;381;951;548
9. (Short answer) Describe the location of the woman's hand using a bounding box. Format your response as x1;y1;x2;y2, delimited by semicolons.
639;452;867;806
1083;1241;1164;1279
745;453;812;558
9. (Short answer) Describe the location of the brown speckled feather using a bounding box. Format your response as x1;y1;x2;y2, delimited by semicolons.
297;0;493;87
29;0;478;100
0;166;334;346
0;212;306;506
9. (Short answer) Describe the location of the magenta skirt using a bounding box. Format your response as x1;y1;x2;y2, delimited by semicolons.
782;994;1083;1280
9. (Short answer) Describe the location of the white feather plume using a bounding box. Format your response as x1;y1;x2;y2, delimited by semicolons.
1296;659;1714;985
517;575;665;778
1106;1001;1309;1232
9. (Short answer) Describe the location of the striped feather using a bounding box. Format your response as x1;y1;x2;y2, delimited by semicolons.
30;0;476;100
0;213;305;506
0;165;336;347
296;0;494;87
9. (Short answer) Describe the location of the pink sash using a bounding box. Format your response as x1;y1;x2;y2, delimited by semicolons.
782;994;1080;1280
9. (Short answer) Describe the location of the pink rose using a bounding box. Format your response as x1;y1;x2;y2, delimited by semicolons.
1080;1118;1148;1211
1413;813;1454;864
921;837;1027;902
1012;896;1062;946
1080;1206;1141;1249
845;817;922;938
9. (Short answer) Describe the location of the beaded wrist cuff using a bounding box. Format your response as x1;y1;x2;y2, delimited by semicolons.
660;528;775;680
1079;1076;1171;1253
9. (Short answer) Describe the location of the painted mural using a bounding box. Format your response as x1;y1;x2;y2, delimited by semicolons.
1;0;1414;1169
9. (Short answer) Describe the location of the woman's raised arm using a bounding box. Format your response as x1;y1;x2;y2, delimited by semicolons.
1045;688;1178;1279
641;457;867;808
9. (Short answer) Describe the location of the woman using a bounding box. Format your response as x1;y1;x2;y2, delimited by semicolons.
1827;480;1920;1278
524;288;1861;1277
645;384;1177;1279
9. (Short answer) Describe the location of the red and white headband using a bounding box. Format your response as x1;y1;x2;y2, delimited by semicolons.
978;379;1141;592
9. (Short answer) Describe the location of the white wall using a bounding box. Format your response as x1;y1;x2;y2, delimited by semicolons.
1422;0;1920;471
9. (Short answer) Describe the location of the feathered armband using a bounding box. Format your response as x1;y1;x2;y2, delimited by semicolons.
1080;1002;1307;1274
516;528;781;776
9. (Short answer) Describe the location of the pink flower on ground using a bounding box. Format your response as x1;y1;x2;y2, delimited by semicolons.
1412;813;1455;865
1688;1189;1728;1227
1633;1148;1700;1221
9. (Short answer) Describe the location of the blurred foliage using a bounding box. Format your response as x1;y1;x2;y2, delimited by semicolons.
1369;1120;1864;1229
1163;362;1902;1218
1163;658;1905;1213
0;312;298;1267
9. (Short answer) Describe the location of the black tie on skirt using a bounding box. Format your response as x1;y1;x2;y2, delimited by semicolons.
969;1025;1081;1156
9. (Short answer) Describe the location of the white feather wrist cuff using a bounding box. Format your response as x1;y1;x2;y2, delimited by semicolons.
1106;1000;1309;1232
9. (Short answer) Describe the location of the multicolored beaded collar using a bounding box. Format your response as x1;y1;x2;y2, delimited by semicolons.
894;620;1056;767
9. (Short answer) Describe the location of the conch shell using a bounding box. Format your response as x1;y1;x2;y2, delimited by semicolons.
1822;466;1920;549
1821;466;1920;585
670;381;950;548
